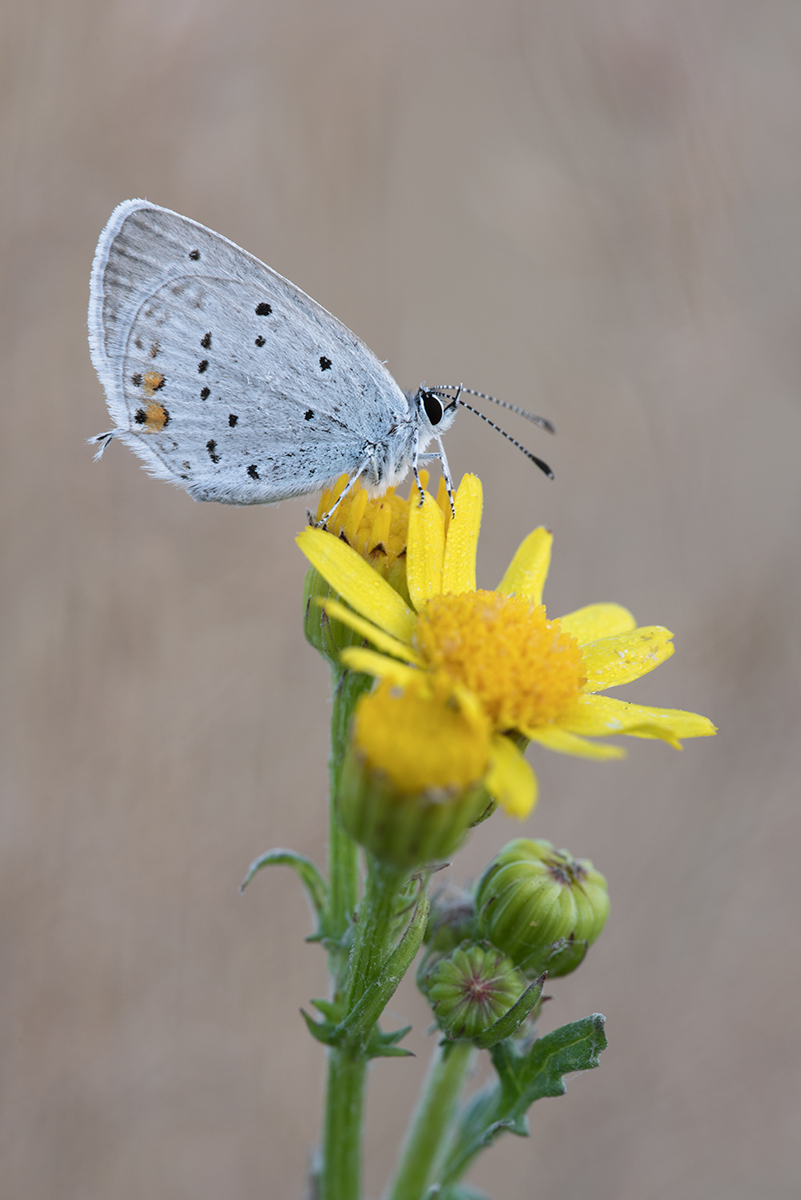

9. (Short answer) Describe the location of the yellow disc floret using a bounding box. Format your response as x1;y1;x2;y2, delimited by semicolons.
414;591;586;731
353;677;491;795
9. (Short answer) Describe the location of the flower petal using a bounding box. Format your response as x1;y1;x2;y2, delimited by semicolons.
496;527;552;603
526;726;627;760
558;603;636;644
321;598;424;665
441;474;483;595
407;491;445;610
486;734;538;818
581;626;674;692
560;694;717;746
339;647;419;687
297;527;415;643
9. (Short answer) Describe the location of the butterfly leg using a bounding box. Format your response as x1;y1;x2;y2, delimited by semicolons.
314;464;369;528
416;438;456;517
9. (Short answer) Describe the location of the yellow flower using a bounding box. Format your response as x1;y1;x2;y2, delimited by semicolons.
311;470;450;604
297;475;716;820
337;676;496;868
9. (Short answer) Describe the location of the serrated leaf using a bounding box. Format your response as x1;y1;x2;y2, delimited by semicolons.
436;1014;607;1188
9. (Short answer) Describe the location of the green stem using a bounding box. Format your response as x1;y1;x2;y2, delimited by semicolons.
384;1041;475;1200
347;856;408;1008
327;667;373;958
322;667;406;1200
322;1048;368;1200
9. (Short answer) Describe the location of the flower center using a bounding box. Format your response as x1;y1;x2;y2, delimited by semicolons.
353;678;491;795
414;590;586;731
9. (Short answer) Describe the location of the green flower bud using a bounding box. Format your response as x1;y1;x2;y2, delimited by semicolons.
336;679;494;870
416;883;478;992
424;883;478;954
302;566;364;665
475;838;610;978
425;942;527;1040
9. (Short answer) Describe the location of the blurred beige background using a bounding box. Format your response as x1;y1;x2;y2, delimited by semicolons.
3;1;800;1197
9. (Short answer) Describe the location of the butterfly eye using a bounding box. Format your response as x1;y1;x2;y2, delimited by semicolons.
421;390;444;427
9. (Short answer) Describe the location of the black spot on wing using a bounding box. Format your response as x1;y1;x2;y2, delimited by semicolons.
198;359;209;373
200;332;212;349
228;414;238;427
188;249;200;260
206;439;220;464
134;408;146;424
255;302;272;316
319;356;332;371
200;387;210;400
304;410;314;421
131;373;142;387
255;335;266;347
247;465;260;479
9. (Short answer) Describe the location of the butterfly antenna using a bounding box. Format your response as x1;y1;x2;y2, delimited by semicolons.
456;401;554;478
429;385;555;434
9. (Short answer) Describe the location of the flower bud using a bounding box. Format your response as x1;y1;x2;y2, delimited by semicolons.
302;565;363;664
416;883;478;992
424;942;527;1040
475;838;610;978
337;679;493;869
424;883;478;955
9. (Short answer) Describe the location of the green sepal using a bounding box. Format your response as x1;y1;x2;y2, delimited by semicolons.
471;974;545;1049
436;1014;607;1187
239;848;328;939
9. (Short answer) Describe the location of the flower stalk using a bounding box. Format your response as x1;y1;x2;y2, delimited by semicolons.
384;1040;476;1200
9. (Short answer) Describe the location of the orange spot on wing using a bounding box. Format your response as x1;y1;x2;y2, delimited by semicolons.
142;371;165;396
144;402;169;431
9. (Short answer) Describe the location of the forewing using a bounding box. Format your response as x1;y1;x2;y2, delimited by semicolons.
88;200;409;503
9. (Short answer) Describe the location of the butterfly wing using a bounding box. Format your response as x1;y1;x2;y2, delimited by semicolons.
88;200;410;503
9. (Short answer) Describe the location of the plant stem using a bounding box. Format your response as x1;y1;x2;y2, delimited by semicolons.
347;857;408;1008
383;1040;475;1200
322;668;406;1200
322;1046;368;1200
327;667;372;952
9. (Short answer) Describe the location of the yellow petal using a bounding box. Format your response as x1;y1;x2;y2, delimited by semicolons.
321;598;424;665
496;527;552;604
486;734;538;818
407;490;445;610
526;726;626;760
581;626;674;692
339;647;419;687
560;694;717;746
441;474;483;595
558;603;636;644
297;527;415;643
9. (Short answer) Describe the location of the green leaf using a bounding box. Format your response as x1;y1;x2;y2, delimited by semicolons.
239;848;328;937
436;1014;607;1187
472;975;545;1049
300;1007;340;1047
364;1023;414;1058
339;891;430;1055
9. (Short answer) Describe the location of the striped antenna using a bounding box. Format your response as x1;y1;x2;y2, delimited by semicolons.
428;385;555;434
456;400;553;479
